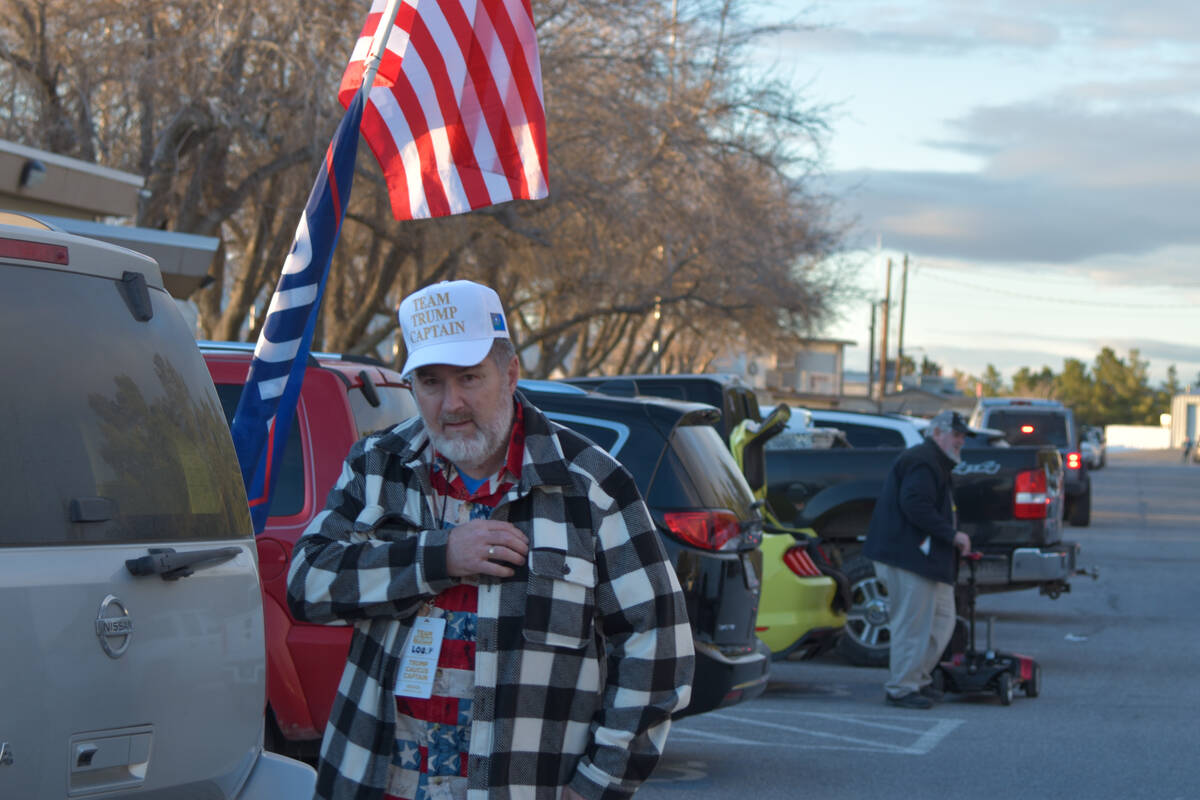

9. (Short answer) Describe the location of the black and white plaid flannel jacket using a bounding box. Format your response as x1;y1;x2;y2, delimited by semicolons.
287;392;694;800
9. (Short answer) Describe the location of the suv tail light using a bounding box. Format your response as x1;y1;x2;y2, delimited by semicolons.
1013;468;1049;519
783;545;822;577
0;236;69;265
663;510;742;551
1066;452;1082;470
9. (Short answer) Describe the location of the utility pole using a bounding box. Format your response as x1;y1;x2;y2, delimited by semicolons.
896;253;909;391
867;301;877;400
878;258;892;402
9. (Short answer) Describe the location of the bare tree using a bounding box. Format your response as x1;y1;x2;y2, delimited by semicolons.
2;0;852;377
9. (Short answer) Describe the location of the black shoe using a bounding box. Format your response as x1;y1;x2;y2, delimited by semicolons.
886;691;933;709
919;684;944;701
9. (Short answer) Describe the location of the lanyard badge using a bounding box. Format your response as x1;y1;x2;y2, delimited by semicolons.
395;616;446;699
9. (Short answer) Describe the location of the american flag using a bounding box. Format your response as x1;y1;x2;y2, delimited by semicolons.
230;92;364;534
338;0;549;220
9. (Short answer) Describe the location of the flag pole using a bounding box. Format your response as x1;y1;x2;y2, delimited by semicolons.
357;0;407;104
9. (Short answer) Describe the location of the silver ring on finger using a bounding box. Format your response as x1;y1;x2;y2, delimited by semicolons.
488;545;496;557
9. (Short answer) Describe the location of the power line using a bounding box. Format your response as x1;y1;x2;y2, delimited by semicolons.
914;269;1198;309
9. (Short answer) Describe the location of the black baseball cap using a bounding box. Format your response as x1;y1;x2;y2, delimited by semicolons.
930;410;974;436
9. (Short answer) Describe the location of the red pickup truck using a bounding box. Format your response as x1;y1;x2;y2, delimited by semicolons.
202;341;418;758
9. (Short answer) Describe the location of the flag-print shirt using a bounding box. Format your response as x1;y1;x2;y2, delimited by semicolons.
386;410;525;800
287;393;694;800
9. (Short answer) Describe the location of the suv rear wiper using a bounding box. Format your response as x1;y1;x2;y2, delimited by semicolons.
125;546;241;581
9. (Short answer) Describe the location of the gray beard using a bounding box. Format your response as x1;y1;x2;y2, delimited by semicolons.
429;407;513;475
934;437;963;464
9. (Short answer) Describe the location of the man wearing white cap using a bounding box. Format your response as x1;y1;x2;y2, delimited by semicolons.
288;280;694;800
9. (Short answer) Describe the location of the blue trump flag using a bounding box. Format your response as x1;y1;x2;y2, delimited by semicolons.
230;91;364;533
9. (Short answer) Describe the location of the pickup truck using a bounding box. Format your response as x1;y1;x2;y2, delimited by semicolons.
968;397;1092;525
765;433;1082;666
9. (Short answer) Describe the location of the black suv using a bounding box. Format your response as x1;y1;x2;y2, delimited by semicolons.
970;398;1091;526
563;373;761;444
518;381;769;716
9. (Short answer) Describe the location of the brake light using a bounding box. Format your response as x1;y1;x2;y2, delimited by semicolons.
0;236;68;265
783;545;823;577
663;510;742;551
1013;468;1049;519
1020;424;1035;434
1066;452;1082;470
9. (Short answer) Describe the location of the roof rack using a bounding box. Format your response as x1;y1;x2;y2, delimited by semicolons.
197;339;386;367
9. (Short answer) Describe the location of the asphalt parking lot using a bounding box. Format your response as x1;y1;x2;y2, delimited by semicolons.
641;449;1200;800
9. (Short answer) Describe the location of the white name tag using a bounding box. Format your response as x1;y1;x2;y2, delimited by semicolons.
395;616;446;699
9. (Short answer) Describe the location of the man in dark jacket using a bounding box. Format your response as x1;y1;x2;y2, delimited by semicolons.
864;410;972;709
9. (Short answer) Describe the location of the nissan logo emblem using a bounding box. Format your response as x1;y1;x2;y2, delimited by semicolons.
95;594;133;658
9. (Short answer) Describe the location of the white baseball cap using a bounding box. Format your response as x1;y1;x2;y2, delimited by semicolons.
398;280;510;376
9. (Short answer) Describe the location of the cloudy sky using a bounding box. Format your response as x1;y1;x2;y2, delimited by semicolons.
755;0;1200;387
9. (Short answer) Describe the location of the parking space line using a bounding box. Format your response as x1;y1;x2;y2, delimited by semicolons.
706;712;918;752
667;708;966;756
748;707;937;735
667;732;906;753
665;726;768;747
903;718;964;755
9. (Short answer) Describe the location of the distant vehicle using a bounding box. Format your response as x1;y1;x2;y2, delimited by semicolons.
804;408;1003;449
968;398;1092;526
1;215;314;797
806;408;926;448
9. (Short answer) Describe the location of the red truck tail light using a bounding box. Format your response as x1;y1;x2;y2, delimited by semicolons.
783;545;823;577
663;510;742;551
1066;452;1082;470
1013;468;1049;519
1020;424;1035;434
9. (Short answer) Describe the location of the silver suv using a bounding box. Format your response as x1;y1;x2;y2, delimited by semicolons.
0;215;314;798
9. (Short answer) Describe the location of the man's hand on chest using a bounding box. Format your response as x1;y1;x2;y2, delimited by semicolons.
446;519;529;578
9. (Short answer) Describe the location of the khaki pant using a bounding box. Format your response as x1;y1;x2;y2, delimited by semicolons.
875;562;956;698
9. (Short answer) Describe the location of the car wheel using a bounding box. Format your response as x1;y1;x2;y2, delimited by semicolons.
836;554;891;668
1068;482;1091;527
997;671;1014;705
1024;663;1041;698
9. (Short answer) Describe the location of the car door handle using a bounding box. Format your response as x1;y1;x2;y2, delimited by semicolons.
125;547;241;581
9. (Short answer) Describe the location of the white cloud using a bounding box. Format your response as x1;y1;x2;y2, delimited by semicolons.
784;0;1200;54
777;0;1200;384
827;100;1200;267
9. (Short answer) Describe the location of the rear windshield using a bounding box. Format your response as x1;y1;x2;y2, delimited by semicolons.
0;265;249;546
646;424;756;516
348;381;418;437
215;384;306;518
987;410;1070;448
214;377;416;519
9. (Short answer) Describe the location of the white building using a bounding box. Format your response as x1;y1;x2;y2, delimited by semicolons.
1169;394;1200;447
